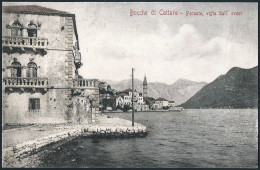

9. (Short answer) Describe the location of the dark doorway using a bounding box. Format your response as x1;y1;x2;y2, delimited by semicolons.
11;61;22;77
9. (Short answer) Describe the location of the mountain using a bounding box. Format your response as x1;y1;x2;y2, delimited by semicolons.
103;78;207;105
180;66;258;108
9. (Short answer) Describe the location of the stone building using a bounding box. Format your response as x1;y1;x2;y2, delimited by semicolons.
168;101;175;108
154;97;169;109
2;5;99;125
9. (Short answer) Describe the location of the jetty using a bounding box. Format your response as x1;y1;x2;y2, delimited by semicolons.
2;114;147;168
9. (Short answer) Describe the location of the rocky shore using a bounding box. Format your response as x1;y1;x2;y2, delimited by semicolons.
2;114;147;168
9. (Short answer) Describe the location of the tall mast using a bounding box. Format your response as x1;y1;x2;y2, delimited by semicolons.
132;68;135;126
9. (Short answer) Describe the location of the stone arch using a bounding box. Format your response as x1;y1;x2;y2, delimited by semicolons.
26;61;37;78
27;21;38;37
10;58;22;77
8;19;23;36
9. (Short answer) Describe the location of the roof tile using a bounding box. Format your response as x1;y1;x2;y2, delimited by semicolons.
3;5;74;17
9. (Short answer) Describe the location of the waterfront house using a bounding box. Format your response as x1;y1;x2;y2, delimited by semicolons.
119;88;140;99
119;89;142;104
2;5;99;126
168;101;175;108
155;97;169;109
115;93;125;108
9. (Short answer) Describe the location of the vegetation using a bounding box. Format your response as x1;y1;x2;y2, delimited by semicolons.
116;105;123;110
123;105;131;112
180;66;258;109
162;106;170;110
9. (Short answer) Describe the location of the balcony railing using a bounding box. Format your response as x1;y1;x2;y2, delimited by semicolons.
3;77;48;88
2;36;48;50
72;79;99;89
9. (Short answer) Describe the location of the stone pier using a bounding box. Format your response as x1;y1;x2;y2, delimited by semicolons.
2;114;147;168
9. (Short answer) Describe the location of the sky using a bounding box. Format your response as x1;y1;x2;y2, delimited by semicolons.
3;2;258;84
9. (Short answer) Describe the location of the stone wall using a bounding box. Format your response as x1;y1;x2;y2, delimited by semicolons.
2;115;148;167
2;128;84;167
2;13;69;49
64;16;75;123
2;12;99;124
4;89;68;124
2;13;78;124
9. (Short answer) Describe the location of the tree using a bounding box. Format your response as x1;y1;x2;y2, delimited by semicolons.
123;105;131;112
162;106;169;110
116;105;123;110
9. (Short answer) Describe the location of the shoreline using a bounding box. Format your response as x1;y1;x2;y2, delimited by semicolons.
102;108;258;114
2;114;148;168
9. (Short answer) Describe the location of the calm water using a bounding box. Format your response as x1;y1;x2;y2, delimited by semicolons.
37;109;258;168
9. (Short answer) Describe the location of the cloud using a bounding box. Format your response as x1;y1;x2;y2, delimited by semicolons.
3;2;257;84
79;23;257;84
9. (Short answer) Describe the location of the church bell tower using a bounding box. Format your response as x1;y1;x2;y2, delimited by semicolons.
143;75;148;97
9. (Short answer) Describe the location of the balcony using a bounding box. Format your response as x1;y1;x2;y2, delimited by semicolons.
2;36;48;51
3;77;48;92
72;79;99;89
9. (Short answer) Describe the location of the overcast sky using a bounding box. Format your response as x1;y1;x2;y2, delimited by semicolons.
3;2;258;84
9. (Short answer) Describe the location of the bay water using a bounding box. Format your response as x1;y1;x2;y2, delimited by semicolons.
37;109;258;168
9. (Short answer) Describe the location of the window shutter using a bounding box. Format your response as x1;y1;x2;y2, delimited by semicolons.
29;99;32;110
36;99;40;109
33;67;37;77
26;68;29;77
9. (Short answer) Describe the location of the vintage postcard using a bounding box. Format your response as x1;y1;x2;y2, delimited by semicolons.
2;2;258;168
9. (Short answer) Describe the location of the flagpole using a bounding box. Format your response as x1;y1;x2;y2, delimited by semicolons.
132;68;134;126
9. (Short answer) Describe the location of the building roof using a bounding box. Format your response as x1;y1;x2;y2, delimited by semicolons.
120;88;132;93
3;5;80;49
143;97;155;104
116;93;128;97
3;5;73;16
169;101;175;103
144;97;155;101
155;97;168;101
120;88;138;93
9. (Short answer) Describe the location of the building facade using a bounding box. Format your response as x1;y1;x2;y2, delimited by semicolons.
154;98;169;109
2;5;99;125
168;101;175;108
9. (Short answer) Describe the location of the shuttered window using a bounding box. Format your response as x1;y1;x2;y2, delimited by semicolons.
29;98;40;111
26;62;37;78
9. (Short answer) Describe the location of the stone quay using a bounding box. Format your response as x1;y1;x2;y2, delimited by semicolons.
2;114;148;168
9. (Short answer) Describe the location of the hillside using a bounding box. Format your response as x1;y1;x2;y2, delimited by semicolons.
104;78;207;105
180;66;258;108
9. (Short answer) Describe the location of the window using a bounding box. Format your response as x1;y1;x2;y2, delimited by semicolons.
29;98;40;111
27;21;37;37
26;62;37;77
10;19;23;36
11;61;22;77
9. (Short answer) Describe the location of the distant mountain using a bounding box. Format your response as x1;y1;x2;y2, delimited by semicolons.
103;78;207;105
180;66;258;109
